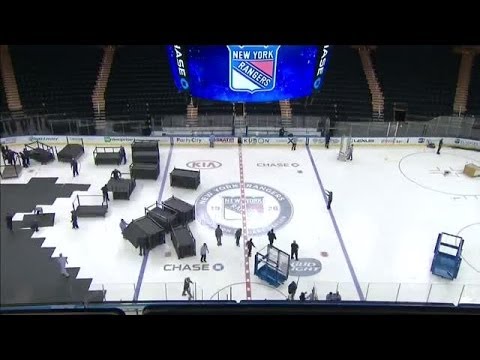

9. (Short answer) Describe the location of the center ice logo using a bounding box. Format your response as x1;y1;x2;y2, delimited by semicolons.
223;196;264;220
195;182;293;235
227;45;280;93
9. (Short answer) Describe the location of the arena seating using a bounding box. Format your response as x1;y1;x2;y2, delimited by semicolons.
247;102;280;115
0;74;8;114
291;46;372;121
0;77;8;136
9;45;102;119
105;46;188;121
197;100;233;115
467;56;480;115
3;45;474;125
375;45;459;121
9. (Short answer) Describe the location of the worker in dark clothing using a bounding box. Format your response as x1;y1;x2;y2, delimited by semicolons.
1;146;10;163
101;184;110;204
5;150;11;165
215;224;223;246
279;126;285;137
437;138;443;155
182;277;194;300
235;228;242;247
287;281;297;301
325;190;333;210
0;145;7;161
71;210;79;229
20;151;28;168
31;220;39;232
326;291;342;301
325;131;331;149
247;238;256;257
267;229;277;246
119;146;127;164
291;240;299;261
6;213;13;231
7;150;16;165
23;148;30;166
138;237;148;256
71;158;79;177
111;169;121;180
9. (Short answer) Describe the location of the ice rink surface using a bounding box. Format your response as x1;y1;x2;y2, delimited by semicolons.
2;142;479;303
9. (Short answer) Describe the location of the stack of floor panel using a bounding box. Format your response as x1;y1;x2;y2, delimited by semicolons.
129;140;160;180
93;146;122;165
123;216;166;250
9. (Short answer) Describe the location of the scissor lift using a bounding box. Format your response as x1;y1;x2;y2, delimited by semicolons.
430;232;464;280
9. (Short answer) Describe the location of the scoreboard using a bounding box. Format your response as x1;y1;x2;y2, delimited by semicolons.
168;45;331;103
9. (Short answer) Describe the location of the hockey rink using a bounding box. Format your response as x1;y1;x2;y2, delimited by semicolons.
2;142;480;303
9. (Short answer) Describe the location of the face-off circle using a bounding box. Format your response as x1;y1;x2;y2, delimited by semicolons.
398;152;480;196
456;223;480;273
195;182;294;235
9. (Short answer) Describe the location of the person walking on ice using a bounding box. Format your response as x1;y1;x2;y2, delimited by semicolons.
138;237;148;256
119;219;128;233
291;240;299;261
287;281;297;300
182;277;194;300
200;243;209;263
325;131;331;149
325;190;333;210
235;228;242;247
71;158;79;177
215;224;223;246
291;136;297;151
346;144;353;161
20;151;28;168
71;210;79;229
57;253;70;278
119;146;127;164
437;138;443;155
267;228;277;246
247;238;256;257
209;133;215;148
111;169;121;180
101;184;109;204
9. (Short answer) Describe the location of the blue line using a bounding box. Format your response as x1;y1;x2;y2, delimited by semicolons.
133;253;149;302
157;144;174;203
306;145;365;301
133;144;174;301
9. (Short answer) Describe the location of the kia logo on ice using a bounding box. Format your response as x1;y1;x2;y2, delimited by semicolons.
186;160;222;169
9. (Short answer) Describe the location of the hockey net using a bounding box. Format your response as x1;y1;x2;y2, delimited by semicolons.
337;135;352;161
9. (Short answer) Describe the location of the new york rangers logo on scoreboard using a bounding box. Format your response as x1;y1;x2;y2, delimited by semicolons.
227;45;281;93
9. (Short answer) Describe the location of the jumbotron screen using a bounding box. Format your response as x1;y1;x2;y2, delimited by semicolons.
167;45;331;103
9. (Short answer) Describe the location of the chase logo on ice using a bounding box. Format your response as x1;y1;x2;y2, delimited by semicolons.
227;45;280;93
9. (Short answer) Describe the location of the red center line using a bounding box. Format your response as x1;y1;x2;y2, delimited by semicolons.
238;144;252;300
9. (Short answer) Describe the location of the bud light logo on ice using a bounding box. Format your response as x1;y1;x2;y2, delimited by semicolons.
290;258;322;276
228;45;280;93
